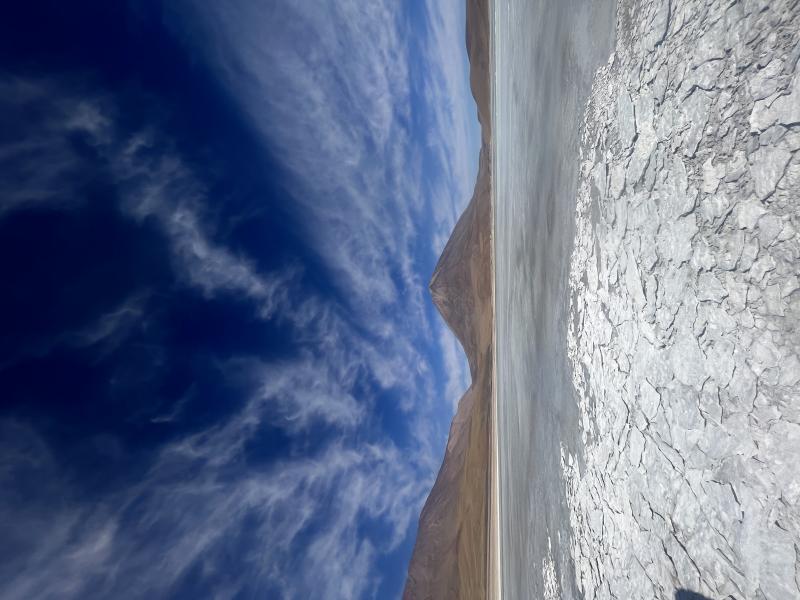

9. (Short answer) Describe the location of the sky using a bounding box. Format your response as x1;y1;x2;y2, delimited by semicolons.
0;2;479;599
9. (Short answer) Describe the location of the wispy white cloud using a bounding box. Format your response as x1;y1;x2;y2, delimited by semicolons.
0;401;429;599
110;132;300;320
0;78;110;216
228;355;364;433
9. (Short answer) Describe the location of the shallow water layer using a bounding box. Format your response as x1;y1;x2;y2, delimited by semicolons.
493;1;616;597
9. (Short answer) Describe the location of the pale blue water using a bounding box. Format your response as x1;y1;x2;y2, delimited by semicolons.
493;1;616;597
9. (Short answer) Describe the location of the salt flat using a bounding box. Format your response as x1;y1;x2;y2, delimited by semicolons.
497;0;800;598
493;0;616;598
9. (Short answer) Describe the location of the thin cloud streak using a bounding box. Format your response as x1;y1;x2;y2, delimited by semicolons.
0;418;426;600
112;132;299;320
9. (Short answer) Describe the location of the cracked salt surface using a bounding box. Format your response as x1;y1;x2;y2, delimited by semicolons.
562;1;800;598
543;536;560;600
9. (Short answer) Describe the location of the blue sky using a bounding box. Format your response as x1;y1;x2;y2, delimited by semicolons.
0;1;478;599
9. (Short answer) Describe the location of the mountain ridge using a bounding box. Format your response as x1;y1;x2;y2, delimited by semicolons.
403;0;493;597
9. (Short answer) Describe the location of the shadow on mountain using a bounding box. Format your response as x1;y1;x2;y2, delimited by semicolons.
675;590;712;600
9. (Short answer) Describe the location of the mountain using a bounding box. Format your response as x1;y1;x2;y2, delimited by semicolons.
402;0;494;597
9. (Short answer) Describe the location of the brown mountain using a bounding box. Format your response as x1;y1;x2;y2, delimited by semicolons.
402;0;494;597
